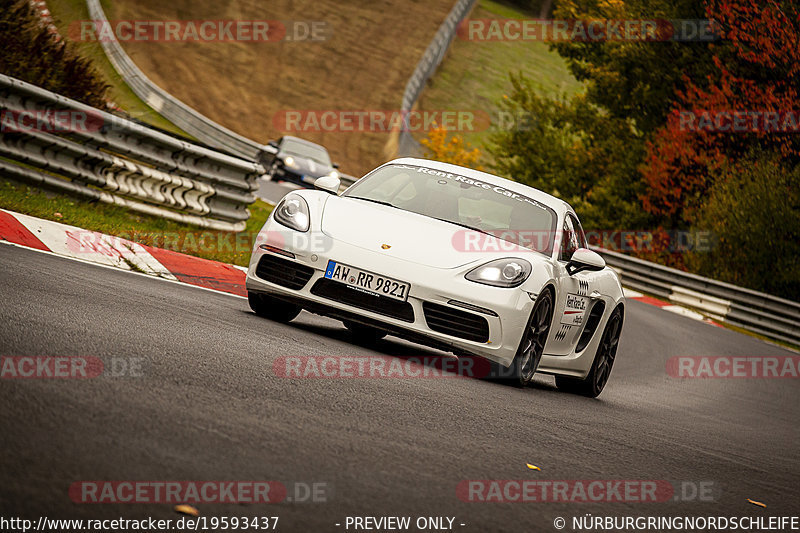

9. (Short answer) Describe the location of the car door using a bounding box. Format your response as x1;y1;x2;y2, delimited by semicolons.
546;213;604;355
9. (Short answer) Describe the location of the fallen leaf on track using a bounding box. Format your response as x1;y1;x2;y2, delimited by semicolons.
174;504;199;516
747;499;766;508
526;463;541;471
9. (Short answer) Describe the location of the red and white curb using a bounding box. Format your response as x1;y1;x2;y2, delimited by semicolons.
0;209;246;297
1;208;726;326
623;287;722;327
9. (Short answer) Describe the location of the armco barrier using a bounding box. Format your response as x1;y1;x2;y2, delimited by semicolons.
397;0;477;156
596;247;800;346
85;0;266;161
0;74;260;232
85;0;359;189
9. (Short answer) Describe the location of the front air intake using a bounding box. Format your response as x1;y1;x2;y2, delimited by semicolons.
255;255;315;290
423;302;490;343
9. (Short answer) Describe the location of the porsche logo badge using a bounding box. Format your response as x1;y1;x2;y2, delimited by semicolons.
381;244;391;250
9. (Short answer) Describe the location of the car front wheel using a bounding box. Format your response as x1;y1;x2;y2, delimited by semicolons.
492;289;554;387
556;307;623;398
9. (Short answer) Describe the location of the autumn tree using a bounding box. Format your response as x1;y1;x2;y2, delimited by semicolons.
0;0;109;107
491;0;716;231
489;75;650;230
420;125;483;170
642;0;800;223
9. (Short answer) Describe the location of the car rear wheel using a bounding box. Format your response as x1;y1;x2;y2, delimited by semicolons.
343;321;387;344
248;291;301;322
556;307;623;398
492;289;554;387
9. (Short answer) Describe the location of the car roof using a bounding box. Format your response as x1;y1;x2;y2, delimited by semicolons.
281;135;329;151
384;157;571;217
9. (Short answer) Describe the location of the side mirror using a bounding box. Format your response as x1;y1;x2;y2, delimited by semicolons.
314;175;341;194
566;248;606;275
267;140;279;149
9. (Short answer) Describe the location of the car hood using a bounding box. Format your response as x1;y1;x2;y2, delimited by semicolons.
320;195;541;269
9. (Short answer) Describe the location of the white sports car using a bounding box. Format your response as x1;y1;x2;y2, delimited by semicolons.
246;158;625;397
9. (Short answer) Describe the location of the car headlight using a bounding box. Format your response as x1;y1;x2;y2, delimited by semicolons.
466;258;532;288
328;169;339;179
273;195;310;232
283;156;297;169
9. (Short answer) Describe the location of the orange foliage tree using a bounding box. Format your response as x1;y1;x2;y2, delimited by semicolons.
642;0;800;224
420;125;483;170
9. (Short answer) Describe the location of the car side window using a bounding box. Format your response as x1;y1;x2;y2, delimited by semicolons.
560;214;584;261
572;215;587;249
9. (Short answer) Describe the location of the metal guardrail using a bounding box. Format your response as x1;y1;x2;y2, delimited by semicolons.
596;247;800;346
338;172;358;188
86;0;359;189
85;0;266;161
397;0;477;157
0;74;260;231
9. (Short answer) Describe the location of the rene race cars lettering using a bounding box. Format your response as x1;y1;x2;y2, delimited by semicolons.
561;293;588;326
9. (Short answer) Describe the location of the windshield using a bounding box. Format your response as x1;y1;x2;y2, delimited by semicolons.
343;164;558;255
280;139;331;166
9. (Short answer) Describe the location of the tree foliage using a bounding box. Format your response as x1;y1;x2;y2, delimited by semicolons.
488;75;649;230
0;0;108;108
490;0;716;230
689;149;800;299
488;0;799;297
420;125;483;170
552;0;715;133
642;0;800;223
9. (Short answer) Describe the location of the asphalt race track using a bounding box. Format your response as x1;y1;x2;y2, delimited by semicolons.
258;178;303;205
1;244;798;531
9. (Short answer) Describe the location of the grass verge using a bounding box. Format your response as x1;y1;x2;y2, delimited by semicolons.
45;0;188;136
0;179;272;267
415;0;584;165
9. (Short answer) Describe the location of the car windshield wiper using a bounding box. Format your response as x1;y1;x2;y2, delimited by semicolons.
428;216;494;237
347;197;400;209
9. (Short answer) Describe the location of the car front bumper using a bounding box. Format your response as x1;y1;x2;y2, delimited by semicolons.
245;223;535;367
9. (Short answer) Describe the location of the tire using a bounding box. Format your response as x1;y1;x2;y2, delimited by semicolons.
343;321;387;344
556;307;623;398
248;291;301;322
492;289;554;387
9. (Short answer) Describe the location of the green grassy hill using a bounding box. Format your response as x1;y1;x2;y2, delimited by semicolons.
46;0;581;173
414;0;583;166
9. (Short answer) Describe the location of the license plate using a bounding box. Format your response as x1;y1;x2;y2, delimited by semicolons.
324;261;410;302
